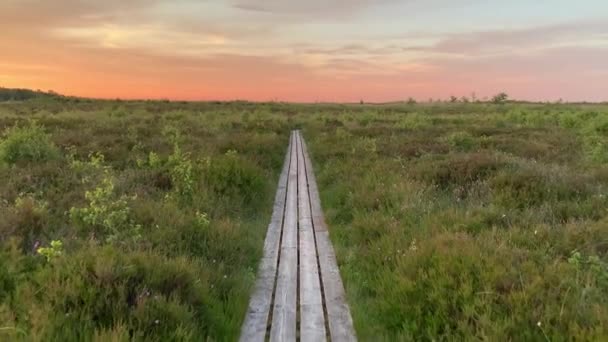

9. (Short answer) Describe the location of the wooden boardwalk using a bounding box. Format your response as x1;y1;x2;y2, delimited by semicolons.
240;131;356;342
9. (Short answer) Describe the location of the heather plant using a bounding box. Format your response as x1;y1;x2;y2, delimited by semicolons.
0;121;60;164
204;150;265;204
0;194;50;253
304;102;608;340
396;112;433;130
442;131;476;151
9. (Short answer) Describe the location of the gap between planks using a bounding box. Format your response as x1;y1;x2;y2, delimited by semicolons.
240;130;356;342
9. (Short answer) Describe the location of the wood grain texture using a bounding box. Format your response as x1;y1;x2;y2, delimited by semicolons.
241;130;356;342
239;133;293;342
296;131;327;342
301;135;357;342
270;131;298;342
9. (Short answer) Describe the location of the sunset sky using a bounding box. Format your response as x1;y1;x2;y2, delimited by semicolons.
1;0;607;102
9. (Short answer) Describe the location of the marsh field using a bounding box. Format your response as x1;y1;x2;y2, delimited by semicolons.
1;97;607;341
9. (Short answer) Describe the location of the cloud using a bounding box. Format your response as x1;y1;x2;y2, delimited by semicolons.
295;43;405;56
52;24;230;51
292;19;608;72
430;20;608;56
232;0;395;16
1;1;607;102
0;0;167;28
0;0;275;60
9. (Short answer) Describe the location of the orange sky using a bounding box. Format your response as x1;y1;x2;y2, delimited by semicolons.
1;1;607;102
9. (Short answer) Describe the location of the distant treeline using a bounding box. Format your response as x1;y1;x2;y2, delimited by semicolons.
1;86;606;105
0;87;63;101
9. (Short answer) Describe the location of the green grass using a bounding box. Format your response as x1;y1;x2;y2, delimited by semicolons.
0;98;607;340
303;103;608;340
0;99;286;341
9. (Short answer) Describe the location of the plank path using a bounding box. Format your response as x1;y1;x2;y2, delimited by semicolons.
240;130;356;342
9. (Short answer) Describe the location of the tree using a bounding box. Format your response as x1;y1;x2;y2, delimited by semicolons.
450;95;458;103
0;87;61;101
491;92;509;104
407;97;417;105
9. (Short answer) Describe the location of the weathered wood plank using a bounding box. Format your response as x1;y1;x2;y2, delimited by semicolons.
301;135;357;342
296;131;327;342
239;133;293;342
242;130;356;342
270;131;299;342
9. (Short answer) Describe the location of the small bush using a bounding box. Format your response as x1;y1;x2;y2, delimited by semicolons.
0;256;16;301
167;146;196;205
0;122;60;164
137;145;198;203
397;112;432;130
164;210;212;257
491;165;592;209
205;151;265;203
0;195;49;252
70;174;141;244
19;247;211;340
352;137;377;154
410;152;504;188
37;240;63;261
492;92;509;104
442;131;477;151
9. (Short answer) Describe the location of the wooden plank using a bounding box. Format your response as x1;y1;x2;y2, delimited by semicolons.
296;131;327;342
270;131;299;342
239;133;293;342
301;134;357;342
303;138;327;233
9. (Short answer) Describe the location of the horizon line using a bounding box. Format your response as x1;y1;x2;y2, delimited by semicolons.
2;86;606;105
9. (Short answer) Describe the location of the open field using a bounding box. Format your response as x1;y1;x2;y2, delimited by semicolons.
1;97;608;340
303;102;608;340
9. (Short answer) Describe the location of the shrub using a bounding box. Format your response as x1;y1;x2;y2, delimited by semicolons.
137;145;198;204
0;195;49;252
491;165;592;209
137;151;162;169
167;210;212;257
0;122;60;164
357;112;375;127
397;112;432;130
70;174;141;244
492;92;509;104
205;150;265;203
586;129;607;163
167;145;196;205
410;152;504;188
37;240;63;261
442;131;477;151
352;137;377;154
0;256;16;301
17;247;211;340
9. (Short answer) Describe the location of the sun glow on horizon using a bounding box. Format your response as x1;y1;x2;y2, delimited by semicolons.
1;0;607;102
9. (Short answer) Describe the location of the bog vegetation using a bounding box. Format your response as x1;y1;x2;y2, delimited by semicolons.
0;95;607;340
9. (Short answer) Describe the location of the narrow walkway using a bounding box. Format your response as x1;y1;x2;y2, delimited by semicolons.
240;130;356;342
